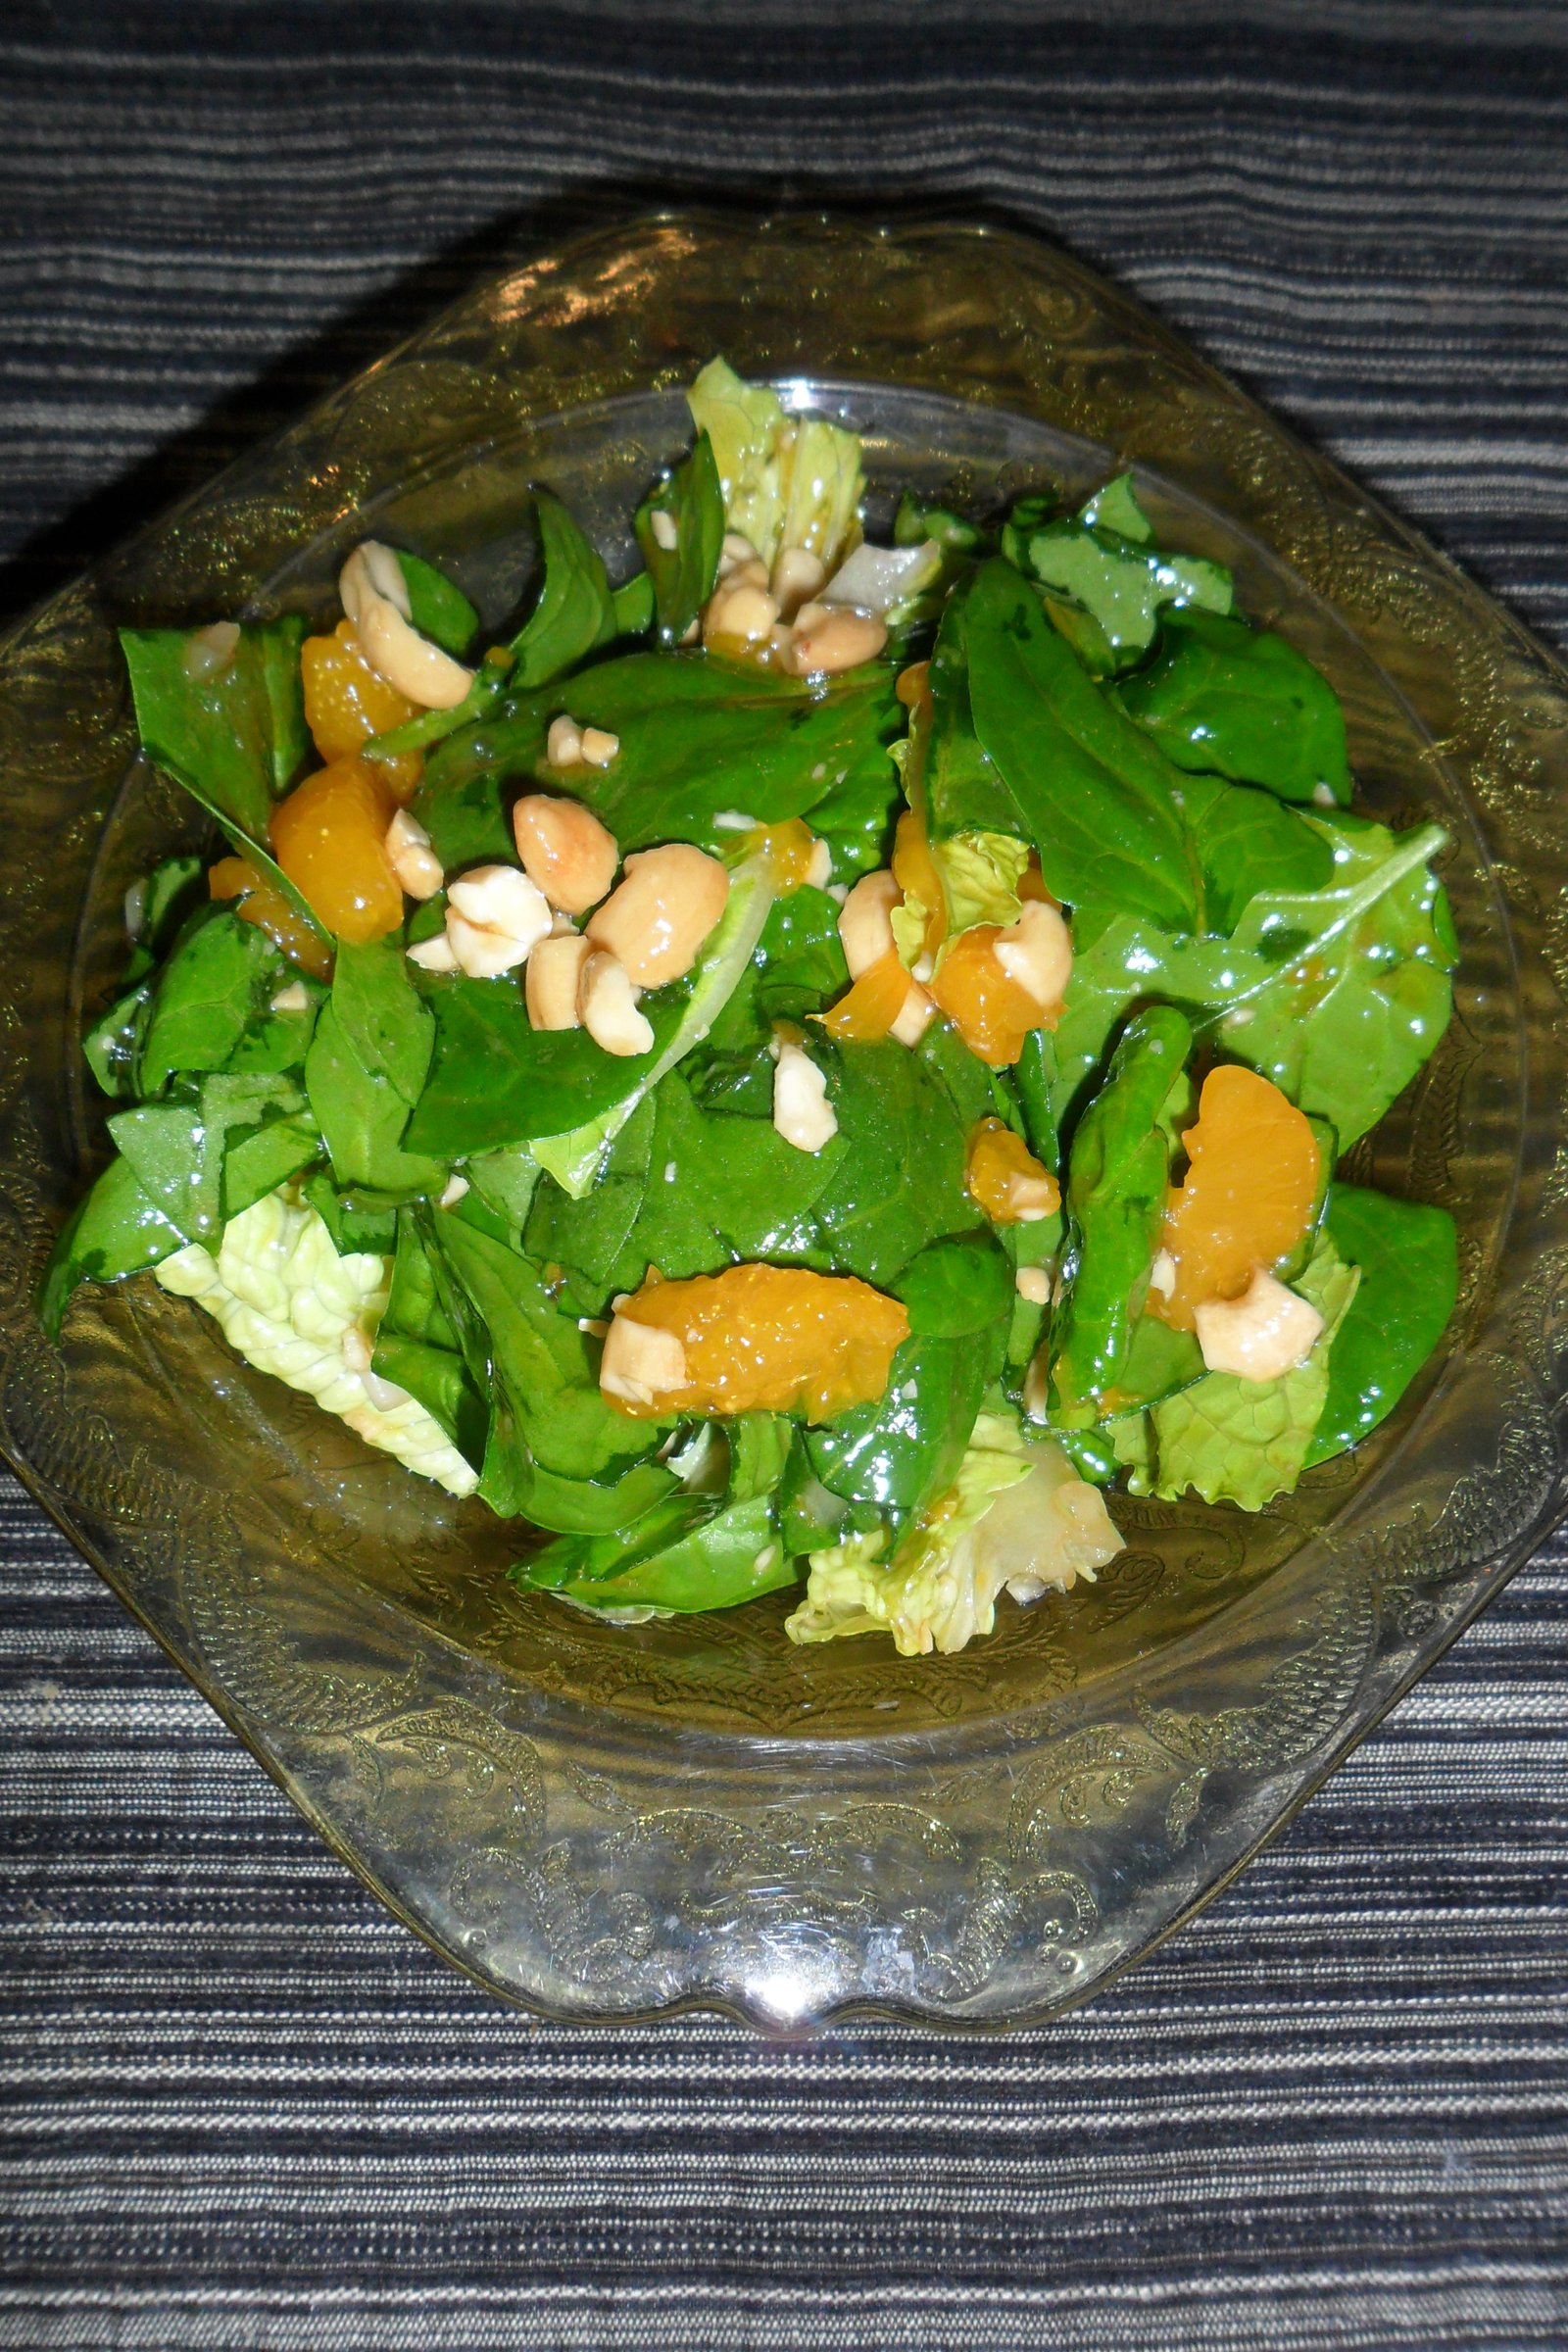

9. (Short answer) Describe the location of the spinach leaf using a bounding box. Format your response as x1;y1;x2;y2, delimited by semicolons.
84;985;152;1099
396;551;478;659
138;906;309;1094
1118;609;1351;806
120;617;307;839
516;1487;795;1614
123;854;206;984
416;653;899;867
38;1153;186;1337
894;1230;1013;1339
380;1212;461;1350
405;972;682;1162
1004;472;1233;668
1145;1230;1360;1509
1049;1004;1193;1429
221;1106;320;1217
1182;767;1335;929
498;1449;679;1540
466;1145;541;1242
806;1036;983;1286
509;490;616;688
612;571;656;637
1305;1185;1458;1465
804;1314;1004;1523
430;1210;662;1486
957;561;1202;936
369;1332;487;1465
110;1073;304;1245
635;429;725;648
303;1173;397;1254
1045;816;1454;1144
306;948;446;1198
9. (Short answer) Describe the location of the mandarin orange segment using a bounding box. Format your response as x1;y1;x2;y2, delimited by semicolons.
892;808;946;956
746;816;819;893
1148;1063;1321;1331
964;1117;1060;1224
269;758;403;944
817;949;911;1042
301;618;422;800
929;925;1051;1067
209;854;332;979
607;1263;909;1423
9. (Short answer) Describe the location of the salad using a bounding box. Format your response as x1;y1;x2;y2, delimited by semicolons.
41;360;1460;1658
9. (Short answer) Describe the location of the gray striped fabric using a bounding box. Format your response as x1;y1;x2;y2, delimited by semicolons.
2;4;1567;2343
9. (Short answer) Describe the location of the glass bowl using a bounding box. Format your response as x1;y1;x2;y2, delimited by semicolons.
2;212;1564;2030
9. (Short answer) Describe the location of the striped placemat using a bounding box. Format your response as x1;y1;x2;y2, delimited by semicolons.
2;4;1566;2342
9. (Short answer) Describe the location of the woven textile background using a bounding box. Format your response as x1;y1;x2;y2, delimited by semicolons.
3;3;1567;2344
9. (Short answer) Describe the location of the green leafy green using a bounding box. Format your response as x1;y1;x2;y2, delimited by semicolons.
84;985;152;1100
1118;609;1351;806
1004;472;1233;668
306;942;445;1196
137;907;311;1095
511;489;617;686
120;617;307;839
1142;1230;1360;1509
396;551;478;659
1305;1185;1458;1464
1049;1004;1193;1429
686;357;862;570
635;430;725;649
39;1153;186;1337
109;1073;305;1245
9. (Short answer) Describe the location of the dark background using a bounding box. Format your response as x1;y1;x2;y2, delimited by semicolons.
3;4;1567;2344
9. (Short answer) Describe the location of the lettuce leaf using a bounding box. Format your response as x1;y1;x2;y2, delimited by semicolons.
1140;1230;1359;1511
786;1411;1123;1655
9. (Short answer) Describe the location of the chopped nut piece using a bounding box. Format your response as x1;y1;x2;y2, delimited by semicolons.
1014;1264;1053;1305
586;844;729;987
771;543;827;618
579;949;655;1056
704;577;779;647
512;794;619;914
524;932;591;1030
790;605;888;676
444;862;552;976
1149;1250;1177;1299
650;509;678;552
889;983;936;1047
269;979;311;1014
339;540;411;625
1193;1268;1325;1382
718;531;760;575
439;1174;469;1208
838;869;901;978
357;592;474;710
1008;1170;1059;1222
600;1313;689;1408
579;725;620;768
384;808;444;901
994;898;1073;1010
805;837;833;891
407;930;460;973
182;619;241;680
547;714;584;768
772;1039;838;1153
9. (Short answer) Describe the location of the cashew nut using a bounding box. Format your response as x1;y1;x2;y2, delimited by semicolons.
995;898;1073;1010
838;869;901;977
444;863;552;977
1194;1268;1325;1382
600;1312;687;1408
524;932;591;1031
585;844;729;988
772;1039;838;1153
384;808;444;901
512;794;620;915
789;604;887;676
339;540;412;626
579;949;655;1056
357;593;475;711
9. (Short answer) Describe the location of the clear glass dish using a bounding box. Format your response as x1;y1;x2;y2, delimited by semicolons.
1;211;1563;2029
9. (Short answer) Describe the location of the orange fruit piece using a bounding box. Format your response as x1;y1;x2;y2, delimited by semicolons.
300;618;422;801
607;1263;910;1423
208;855;331;980
930;926;1052;1067
746;816;821;893
817;949;911;1043
964;1117;1060;1224
1149;1063;1321;1331
891;807;946;957
270;758;403;944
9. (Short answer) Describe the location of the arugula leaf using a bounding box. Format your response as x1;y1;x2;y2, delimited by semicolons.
1145;1230;1360;1509
635;429;725;648
1049;1004;1193;1429
120;618;307;839
510;489;617;687
1046;815;1454;1144
395;552;478;659
416;651;899;870
1004;473;1233;667
1118;609;1351;806
38;1153;186;1337
1305;1185;1458;1465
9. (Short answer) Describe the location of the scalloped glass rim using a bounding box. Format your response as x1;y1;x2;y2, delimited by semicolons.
0;211;1563;2033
